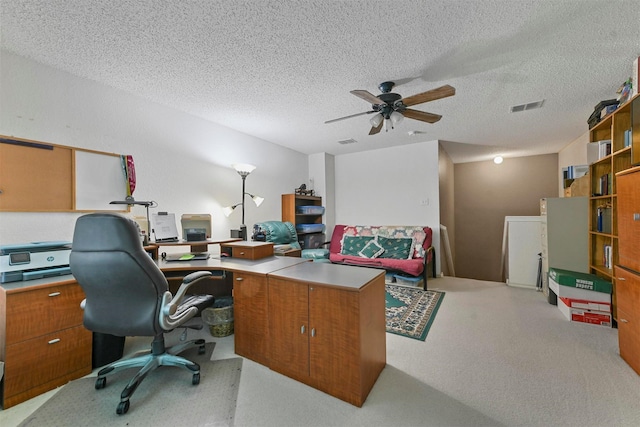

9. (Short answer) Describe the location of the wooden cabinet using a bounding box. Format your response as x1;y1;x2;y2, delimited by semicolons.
539;197;588;299
614;266;640;375
615;166;640;375
281;194;324;248
266;262;386;407
0;279;92;408
588;95;637;320
232;272;270;366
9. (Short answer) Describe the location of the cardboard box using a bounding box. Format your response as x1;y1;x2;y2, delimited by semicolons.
558;297;612;327
567;174;589;197
548;268;611;304
548;268;612;293
558;296;611;313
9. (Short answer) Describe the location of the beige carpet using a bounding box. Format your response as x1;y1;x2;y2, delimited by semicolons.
18;343;242;426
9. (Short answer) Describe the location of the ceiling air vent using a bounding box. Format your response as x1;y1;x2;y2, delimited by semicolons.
337;138;358;145
510;100;545;113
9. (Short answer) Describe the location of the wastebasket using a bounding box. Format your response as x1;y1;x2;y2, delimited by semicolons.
202;296;234;337
92;332;125;369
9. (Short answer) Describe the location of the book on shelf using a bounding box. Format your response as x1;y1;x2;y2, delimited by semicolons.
603;244;612;269
596;206;612;233
624;129;632;148
567;164;589;179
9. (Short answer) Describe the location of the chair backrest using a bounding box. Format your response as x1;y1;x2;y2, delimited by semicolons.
70;213;168;337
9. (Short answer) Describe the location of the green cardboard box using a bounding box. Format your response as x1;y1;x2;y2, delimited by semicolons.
548;268;612;294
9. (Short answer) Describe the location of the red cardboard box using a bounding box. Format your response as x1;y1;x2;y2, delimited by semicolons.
558;297;611;327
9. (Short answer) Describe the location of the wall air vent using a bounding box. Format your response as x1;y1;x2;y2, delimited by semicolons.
510;100;545;113
337;138;358;145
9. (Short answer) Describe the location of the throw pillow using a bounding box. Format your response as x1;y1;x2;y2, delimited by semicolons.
340;235;374;256
358;239;385;258
376;236;414;260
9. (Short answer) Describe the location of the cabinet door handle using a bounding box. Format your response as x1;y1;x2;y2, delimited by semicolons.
618;277;626;281
48;338;61;344
239;251;245;255
235;277;243;282
301;325;305;334
48;292;61;297
311;328;316;337
620;318;629;323
633;213;640;221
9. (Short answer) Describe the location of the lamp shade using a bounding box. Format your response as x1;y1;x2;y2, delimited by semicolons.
390;111;404;126
222;205;236;217
251;195;265;207
369;113;383;127
232;163;256;175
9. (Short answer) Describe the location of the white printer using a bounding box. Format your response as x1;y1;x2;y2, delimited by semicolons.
0;241;72;283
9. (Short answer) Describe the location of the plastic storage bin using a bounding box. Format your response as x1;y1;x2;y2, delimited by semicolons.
296;205;325;215
202;297;234;337
296;223;325;233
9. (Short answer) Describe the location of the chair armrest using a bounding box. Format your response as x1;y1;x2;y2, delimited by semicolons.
159;271;213;330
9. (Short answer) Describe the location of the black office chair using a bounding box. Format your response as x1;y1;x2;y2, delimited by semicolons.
70;212;213;415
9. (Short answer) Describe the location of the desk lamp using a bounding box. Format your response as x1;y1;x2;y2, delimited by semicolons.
223;163;264;240
109;197;157;244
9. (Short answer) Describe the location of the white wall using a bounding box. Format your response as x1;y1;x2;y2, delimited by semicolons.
334;140;441;274
0;51;308;248
558;131;590;196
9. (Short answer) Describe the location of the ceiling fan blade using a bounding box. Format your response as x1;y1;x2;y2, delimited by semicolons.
369;120;384;135
351;90;384;105
401;84;455;107
325;111;374;124
402;109;442;123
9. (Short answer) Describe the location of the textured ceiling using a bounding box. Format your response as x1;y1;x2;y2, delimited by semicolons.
1;0;639;163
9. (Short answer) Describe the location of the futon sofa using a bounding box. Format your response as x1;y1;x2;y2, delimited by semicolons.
328;225;436;289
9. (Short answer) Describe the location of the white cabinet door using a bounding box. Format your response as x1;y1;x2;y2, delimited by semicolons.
503;216;542;289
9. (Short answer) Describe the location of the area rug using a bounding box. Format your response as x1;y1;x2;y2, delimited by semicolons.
18;343;242;427
385;284;445;341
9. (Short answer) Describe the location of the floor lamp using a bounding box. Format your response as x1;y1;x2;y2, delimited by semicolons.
222;163;264;240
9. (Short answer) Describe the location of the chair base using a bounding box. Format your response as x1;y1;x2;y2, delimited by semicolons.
95;334;206;414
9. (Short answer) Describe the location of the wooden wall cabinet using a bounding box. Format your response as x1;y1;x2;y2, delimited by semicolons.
588;96;636;320
614;166;640;375
0;280;92;408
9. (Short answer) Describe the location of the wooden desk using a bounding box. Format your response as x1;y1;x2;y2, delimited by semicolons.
1;256;386;409
150;238;242;258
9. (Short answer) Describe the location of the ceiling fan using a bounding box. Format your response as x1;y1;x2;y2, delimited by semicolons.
325;81;455;135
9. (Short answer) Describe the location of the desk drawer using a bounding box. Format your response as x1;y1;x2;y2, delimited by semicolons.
3;325;92;398
225;243;274;260
5;281;85;344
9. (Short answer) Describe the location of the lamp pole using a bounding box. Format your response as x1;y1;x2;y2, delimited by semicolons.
240;173;247;240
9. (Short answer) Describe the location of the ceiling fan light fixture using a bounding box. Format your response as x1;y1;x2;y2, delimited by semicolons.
390;111;404;126
369;113;383;127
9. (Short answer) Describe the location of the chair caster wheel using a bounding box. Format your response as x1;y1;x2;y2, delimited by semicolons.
192;372;200;385
117;400;130;415
198;345;206;355
95;377;106;390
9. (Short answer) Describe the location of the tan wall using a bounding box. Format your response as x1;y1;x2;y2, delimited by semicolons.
454;153;558;282
438;144;455;276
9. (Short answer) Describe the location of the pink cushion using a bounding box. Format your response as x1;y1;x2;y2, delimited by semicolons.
329;253;425;277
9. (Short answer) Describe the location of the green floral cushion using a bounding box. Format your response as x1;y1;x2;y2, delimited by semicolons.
340;235;374;256
376;236;414;260
358;239;385;258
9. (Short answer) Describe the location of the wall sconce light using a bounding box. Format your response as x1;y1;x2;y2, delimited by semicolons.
223;163;264;240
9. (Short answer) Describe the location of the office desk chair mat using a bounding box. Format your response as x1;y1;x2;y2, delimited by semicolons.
18;342;243;427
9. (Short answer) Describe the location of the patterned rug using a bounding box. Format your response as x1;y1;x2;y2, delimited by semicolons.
385;284;445;341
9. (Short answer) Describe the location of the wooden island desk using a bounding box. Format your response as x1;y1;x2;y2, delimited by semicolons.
1;254;386;409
